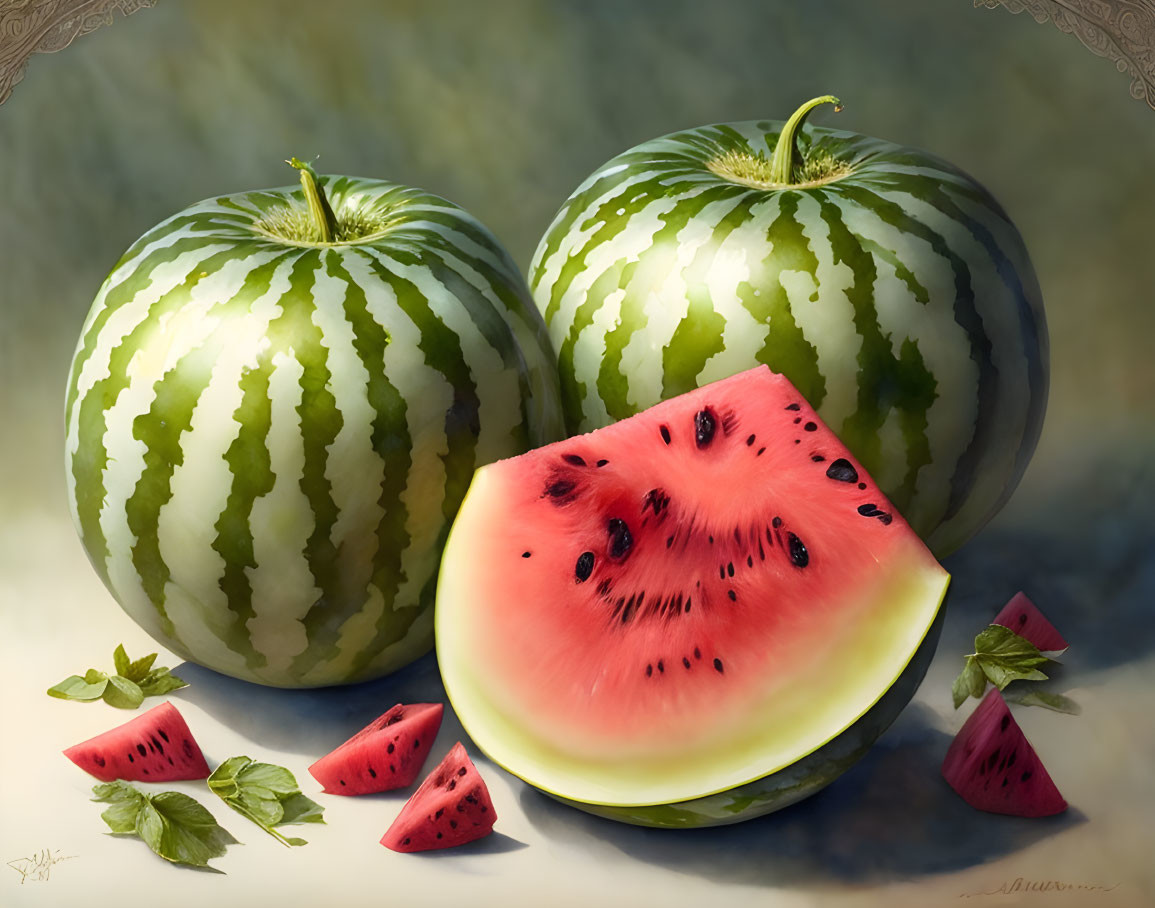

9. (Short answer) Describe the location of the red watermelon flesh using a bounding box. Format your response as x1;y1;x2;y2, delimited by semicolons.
63;702;209;782
992;591;1068;654
436;365;949;808
942;688;1067;817
309;702;443;795
381;742;496;852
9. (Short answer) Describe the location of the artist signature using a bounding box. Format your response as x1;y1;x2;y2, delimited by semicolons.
7;849;76;884
960;877;1121;898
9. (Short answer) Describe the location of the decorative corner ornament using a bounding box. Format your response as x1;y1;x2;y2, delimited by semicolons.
0;0;157;106
977;0;1155;111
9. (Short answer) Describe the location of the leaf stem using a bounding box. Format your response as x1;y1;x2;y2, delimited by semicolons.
768;95;843;186
287;157;338;243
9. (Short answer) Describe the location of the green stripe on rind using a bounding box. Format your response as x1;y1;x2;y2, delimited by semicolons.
339;247;479;679
813;191;936;517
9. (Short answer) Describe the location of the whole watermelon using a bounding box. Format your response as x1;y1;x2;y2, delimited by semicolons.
65;163;565;688
528;97;1048;556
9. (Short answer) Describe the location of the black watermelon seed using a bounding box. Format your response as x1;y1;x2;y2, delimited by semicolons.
545;478;577;499
684;597;692;613
708;534;714;544
94;755;105;767
450;820;457;829
772;516;783;528
727;589;737;602
757;447;766;456
340;779;346;786
563;454;586;466
858;503;881;516
787;532;809;568
734;527;742;543
657;660;664;673
435;809;444;819
683;657;691;669
694;409;717;448
727;562;734;577
448;780;457;791
746;434;756;446
167;756;173;765
694;647;701;659
368;767;377;778
158;729;169;742
666;535;674;548
660;425;671;445
522;551;531;558
804;421;816;432
596;459;608;467
747;555;753;567
646;664;653;677
1021;771;1032;782
575;551;595;582
402;836;410;845
1000;715;1010;732
437;832;443;839
458;767;467;776
390;764;395;772
137;744;147;757
793;416;802;424
608;518;633;559
387;742;395;754
879;513;893;525
811;454;825;462
719;564;725;579
148;739;156;753
794;439;800;444
857;482;867;490
826;458;858;483
713;658;724;673
183;739;194;757
414;739;420;749
785;403;801;411
758;539;765;560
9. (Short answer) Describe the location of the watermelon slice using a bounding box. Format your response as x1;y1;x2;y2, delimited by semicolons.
63;701;210;782
309;703;443;795
381;742;496;852
942;688;1067;816
992;591;1068;654
436;366;949;826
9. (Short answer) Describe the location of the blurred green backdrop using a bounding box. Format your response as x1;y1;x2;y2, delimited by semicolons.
1;0;1152;576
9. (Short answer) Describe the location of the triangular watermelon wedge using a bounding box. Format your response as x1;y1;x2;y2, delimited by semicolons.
63;701;210;782
381;742;496;852
992;591;1068;654
942;688;1067;817
309;703;443;795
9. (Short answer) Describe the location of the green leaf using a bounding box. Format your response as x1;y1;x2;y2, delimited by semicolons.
137;668;188;697
236;761;298;795
49;649;184;708
102;675;145;709
972;624;1051;690
47;674;109;701
113;644;131;677
92;781;146;834
93;783;235;868
1003;686;1082;715
124;652;158;683
135;791;237;867
951;657;986;709
208;756;323;847
278;792;326;826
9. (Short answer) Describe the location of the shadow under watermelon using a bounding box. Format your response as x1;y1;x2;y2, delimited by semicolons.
517;702;1083;887
170;650;456;760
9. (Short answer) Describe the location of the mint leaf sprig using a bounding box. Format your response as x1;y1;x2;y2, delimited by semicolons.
951;624;1078;714
48;644;187;709
92;781;236;869
208;757;324;847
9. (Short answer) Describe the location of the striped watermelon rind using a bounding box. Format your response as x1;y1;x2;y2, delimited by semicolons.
64;172;565;688
529;104;1048;556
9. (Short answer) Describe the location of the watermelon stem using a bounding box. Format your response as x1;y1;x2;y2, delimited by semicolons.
287;157;339;244
768;95;843;186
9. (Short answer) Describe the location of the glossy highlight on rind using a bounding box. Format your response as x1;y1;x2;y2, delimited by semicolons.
64;174;565;688
528;117;1048;557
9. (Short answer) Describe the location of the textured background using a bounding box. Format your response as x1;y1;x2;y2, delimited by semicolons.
1;1;1153;906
